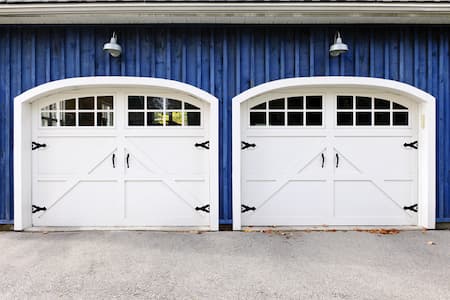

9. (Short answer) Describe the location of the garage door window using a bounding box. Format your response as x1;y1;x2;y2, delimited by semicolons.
249;96;323;127
336;96;408;127
41;96;114;127
127;96;201;127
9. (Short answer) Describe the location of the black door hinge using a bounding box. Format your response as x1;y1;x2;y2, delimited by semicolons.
403;141;418;149
195;141;210;150
32;141;47;151
32;205;47;213
241;204;256;213
195;204;210;213
403;203;418;213
241;141;256;150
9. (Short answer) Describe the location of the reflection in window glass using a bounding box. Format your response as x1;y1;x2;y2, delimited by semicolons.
356;96;371;109
337;112;353;126
287;97;303;109
128;96;145;110
147;112;164;126
147;97;164;109
288;112;303;126
79;112;94;126
185;112;201;126
374;98;390;109
306;96;322;109
251;102;266;110
166;112;183;126
60;112;76;126
41;112;58;126
393;112;408;126
374;112;390;125
393;102;407;110
79;97;95;110
306;112;322;126
128;112;144;126
269;98;285;109
250;112;266;126
97;112;113;126
269;112;285;126
356;112;371;126
42;103;57;111
184;102;200;110
97;96;113;110
60;99;76;110
166;99;182;109
337;96;353;109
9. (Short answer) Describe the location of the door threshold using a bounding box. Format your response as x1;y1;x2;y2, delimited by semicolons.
23;226;212;232
241;225;424;232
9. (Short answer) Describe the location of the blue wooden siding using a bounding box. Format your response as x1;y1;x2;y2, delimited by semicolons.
0;26;450;225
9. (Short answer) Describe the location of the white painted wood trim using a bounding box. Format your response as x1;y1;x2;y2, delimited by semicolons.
232;76;436;230
2;3;450;24
14;76;219;231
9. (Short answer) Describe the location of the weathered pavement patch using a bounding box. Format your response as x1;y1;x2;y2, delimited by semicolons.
0;230;448;300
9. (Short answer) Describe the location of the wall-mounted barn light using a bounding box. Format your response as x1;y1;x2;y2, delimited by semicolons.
103;32;122;57
329;31;348;57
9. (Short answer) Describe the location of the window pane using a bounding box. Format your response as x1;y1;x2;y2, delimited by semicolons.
97;96;113;110
306;96;322;109
393;112;408;126
251;102;266;110
60;112;76;126
337;96;353;109
185;112;201;126
79;97;94;110
128;112;144;126
166;112;183;126
393;102;407;110
374;112;390;125
269;112;285;126
128;96;145;110
97;112;114;126
250;112;266;126
79;112;94;126
356;96;371;109
147;112;164;126
337;112;353;126
356;112;371;126
287;112;303;126
269;98;285;109
287;97;303;109
60;99;76;110
147;97;164;109
42;103;57;111
374;98;390;109
41;112;57;126
185;102;200;110
306;112;322;126
166;99;182;109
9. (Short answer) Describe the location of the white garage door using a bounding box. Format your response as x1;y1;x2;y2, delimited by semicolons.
241;91;419;226
31;89;212;227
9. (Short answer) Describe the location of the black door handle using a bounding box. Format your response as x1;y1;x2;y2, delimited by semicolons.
336;153;339;168
241;141;256;150
321;153;325;168
126;153;130;168
112;153;116;168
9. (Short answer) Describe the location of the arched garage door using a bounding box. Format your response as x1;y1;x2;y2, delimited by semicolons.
14;77;219;230
232;77;436;229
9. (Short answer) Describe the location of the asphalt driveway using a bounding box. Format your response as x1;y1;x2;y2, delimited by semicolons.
0;229;449;299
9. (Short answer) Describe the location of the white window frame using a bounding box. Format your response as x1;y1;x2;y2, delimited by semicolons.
232;76;436;230
14;76;219;231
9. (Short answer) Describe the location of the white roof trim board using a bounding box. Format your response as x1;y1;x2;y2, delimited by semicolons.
2;3;450;24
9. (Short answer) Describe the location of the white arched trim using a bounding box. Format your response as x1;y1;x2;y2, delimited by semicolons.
14;76;219;231
232;76;436;230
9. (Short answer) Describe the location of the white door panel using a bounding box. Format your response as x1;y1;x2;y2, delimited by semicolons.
241;92;418;226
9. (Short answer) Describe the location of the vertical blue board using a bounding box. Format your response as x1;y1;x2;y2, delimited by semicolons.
0;26;450;225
